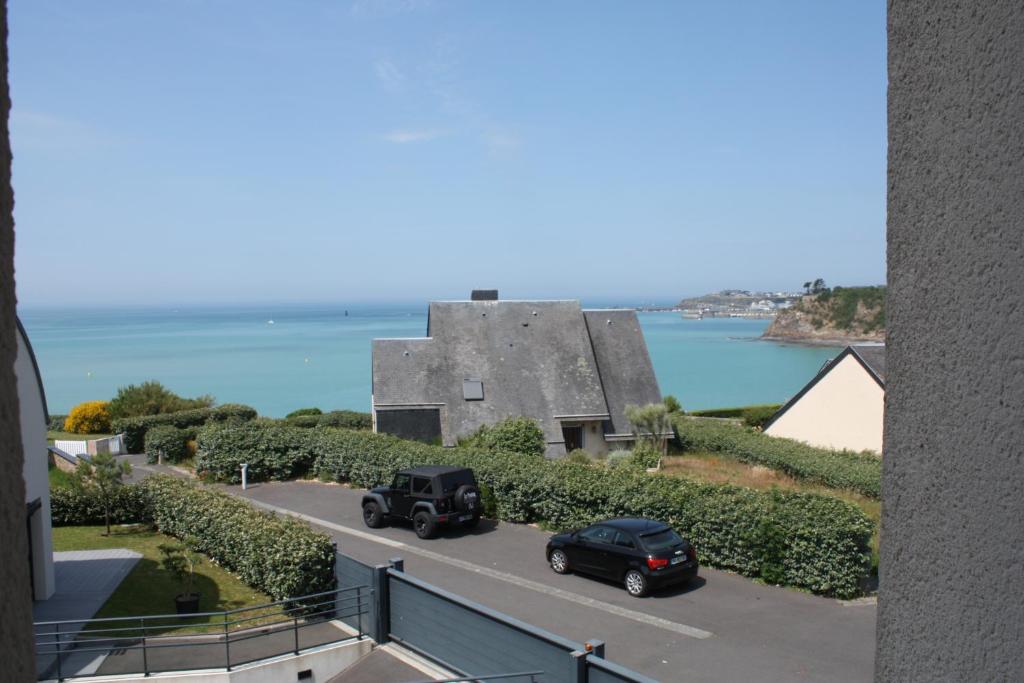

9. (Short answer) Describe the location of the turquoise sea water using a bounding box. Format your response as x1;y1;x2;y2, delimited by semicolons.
19;304;841;417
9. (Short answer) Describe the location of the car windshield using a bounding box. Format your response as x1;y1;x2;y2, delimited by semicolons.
640;528;683;552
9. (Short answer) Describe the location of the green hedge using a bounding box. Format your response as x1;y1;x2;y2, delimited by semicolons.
196;422;872;597
144;476;335;600
114;404;258;453
673;416;881;498
50;486;152;527
285;410;371;430
144;425;194;464
286;407;323;419
689;404;782;428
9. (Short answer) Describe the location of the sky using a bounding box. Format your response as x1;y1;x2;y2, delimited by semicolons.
9;1;886;307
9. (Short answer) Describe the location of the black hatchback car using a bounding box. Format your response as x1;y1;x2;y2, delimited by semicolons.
545;518;698;597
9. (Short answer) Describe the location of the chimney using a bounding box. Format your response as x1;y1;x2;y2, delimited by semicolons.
471;289;499;301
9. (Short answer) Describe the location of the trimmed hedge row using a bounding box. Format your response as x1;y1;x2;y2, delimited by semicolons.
196;423;873;597
688;404;782;429
114;404;257;453
286;410;372;431
673;416;881;498
50;476;335;600
145;476;335;600
144;425;195;464
50;486;151;527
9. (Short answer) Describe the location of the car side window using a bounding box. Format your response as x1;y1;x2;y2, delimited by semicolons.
412;476;433;495
579;526;615;544
613;531;635;549
393;473;411;492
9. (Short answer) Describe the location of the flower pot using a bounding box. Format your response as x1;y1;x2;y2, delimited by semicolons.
174;593;201;614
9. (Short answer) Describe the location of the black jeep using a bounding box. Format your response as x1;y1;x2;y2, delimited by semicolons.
361;466;482;539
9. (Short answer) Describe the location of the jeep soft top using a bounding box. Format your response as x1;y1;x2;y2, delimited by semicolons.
361;466;481;539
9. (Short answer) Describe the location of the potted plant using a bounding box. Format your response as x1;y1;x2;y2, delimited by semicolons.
159;538;203;614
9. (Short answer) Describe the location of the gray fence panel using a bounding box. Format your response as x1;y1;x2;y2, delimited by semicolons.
588;658;661;683
335;553;375;635
388;572;581;683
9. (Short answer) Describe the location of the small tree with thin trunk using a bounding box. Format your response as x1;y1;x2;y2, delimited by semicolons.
624;403;673;458
73;451;132;535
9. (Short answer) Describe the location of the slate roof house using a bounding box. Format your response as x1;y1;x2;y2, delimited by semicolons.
764;344;885;453
372;291;664;457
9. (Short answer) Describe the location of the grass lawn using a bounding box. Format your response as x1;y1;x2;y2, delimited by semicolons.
48;430;113;443
48;464;75;490
661;451;881;572
53;525;283;635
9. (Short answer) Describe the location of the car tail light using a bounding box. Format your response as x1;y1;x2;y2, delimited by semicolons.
687;545;697;561
647;557;669;571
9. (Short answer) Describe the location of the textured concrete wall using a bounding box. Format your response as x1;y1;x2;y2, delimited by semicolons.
879;1;1024;680
0;0;38;678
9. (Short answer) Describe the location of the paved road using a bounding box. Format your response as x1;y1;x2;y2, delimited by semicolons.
126;459;875;682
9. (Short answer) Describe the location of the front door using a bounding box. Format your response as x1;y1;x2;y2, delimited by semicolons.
562;424;584;453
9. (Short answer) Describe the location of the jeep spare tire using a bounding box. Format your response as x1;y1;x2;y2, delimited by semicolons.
454;485;481;513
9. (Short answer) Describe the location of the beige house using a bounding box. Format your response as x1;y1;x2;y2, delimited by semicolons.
764;345;885;454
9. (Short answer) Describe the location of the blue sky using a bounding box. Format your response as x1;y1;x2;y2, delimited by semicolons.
9;1;885;306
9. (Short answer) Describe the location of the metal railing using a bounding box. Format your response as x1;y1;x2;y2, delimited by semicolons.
34;585;370;681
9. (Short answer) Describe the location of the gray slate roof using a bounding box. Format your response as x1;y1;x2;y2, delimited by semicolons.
373;299;662;449
851;344;886;383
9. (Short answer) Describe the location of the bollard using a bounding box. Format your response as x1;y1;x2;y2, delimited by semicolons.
241;463;249;490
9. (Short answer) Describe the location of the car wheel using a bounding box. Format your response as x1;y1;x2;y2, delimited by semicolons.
362;502;385;529
462;515;481;529
549;549;570;574
413;511;437;539
624;569;649;597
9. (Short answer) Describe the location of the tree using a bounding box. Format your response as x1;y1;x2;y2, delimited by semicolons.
803;281;813;294
108;380;215;420
663;395;683;414
73;452;132;535
624;403;673;456
159;538;202;599
64;400;112;434
811;278;828;294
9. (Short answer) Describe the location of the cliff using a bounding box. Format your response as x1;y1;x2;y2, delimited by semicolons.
762;286;885;344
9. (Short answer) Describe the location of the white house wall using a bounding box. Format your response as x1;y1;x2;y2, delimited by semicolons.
17;328;55;600
766;354;884;454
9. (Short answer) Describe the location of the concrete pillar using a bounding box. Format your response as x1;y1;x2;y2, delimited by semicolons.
880;1;1024;679
0;0;38;678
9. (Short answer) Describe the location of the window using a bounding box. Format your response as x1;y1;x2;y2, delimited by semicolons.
412;476;433;495
393;473;411;492
640;528;684;552
463;379;484;400
613;530;635;549
578;525;615;544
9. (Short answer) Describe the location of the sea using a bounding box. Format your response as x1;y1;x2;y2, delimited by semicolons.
18;303;841;418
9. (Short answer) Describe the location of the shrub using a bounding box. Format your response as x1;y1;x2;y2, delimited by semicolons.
315;410;373;430
741;405;780;429
624;403;672;454
108;380;215;420
631;444;662;469
195;420;317;483
144;476;335;600
287;415;322;428
64;401;112;434
197;422;872;597
663;395;683;413
286;407;323;419
673;416;881;498
48;415;68;431
688;404;782;421
564;449;592;465
144;425;193;464
606;450;634;468
462;417;546;457
114;404;258;453
50;485;151;527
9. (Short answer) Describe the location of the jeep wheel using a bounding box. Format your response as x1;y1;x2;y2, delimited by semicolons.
362;502;385;529
413;511;437;539
462;515;481;529
549;549;570;574
624;569;649;597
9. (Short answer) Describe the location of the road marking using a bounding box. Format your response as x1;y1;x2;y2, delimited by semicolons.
246;498;714;640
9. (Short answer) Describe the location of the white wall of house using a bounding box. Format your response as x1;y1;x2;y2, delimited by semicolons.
17;327;55;600
766;354;884;453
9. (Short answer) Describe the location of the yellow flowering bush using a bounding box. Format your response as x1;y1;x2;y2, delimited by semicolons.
64;401;112;434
